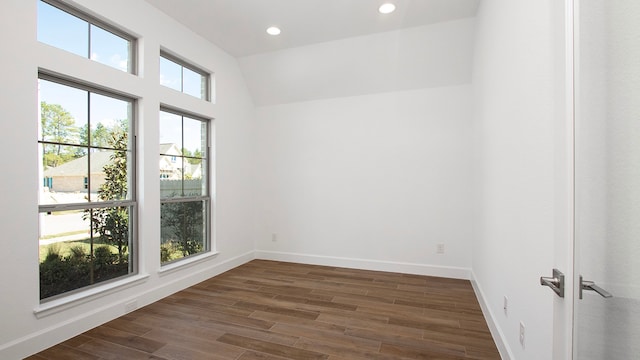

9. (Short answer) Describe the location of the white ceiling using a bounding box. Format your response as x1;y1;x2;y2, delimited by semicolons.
143;0;481;57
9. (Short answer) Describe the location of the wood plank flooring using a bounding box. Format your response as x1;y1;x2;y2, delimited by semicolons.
28;260;500;360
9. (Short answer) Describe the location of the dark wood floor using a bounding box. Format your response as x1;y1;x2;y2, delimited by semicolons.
28;260;500;360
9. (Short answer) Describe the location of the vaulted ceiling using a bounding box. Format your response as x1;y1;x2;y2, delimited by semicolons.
143;0;481;57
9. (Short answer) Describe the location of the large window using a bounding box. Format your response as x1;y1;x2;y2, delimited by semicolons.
160;52;209;100
159;109;210;264
38;75;136;301
37;0;135;73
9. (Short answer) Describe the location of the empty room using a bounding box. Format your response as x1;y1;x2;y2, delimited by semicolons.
0;0;638;359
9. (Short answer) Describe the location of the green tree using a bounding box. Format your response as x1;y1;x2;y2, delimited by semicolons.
79;122;111;149
86;129;130;263
161;201;204;258
40;102;79;168
183;148;203;165
93;123;111;148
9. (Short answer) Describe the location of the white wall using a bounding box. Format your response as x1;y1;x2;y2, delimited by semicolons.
248;17;476;277
254;85;473;277
471;0;569;359
239;18;476;106
0;1;255;358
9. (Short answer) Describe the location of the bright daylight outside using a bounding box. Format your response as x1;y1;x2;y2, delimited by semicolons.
37;77;135;300
37;0;135;301
37;0;210;300
159;110;210;265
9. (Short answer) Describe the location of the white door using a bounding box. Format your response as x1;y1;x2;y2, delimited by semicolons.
573;0;640;358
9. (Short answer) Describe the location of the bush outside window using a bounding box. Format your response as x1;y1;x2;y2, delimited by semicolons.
38;75;136;301
159;109;210;264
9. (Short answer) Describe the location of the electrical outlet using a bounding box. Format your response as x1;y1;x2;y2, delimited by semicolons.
503;296;508;315
271;233;277;242
436;243;445;254
519;321;525;348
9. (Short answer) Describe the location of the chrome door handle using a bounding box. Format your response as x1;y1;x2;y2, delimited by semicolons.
580;275;613;299
540;269;565;298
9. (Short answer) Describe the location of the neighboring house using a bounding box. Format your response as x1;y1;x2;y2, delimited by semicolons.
159;143;204;197
159;143;183;180
42;151;112;193
44;143;196;193
188;163;202;179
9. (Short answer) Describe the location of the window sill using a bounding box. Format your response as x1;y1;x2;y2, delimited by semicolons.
34;273;150;319
158;251;220;276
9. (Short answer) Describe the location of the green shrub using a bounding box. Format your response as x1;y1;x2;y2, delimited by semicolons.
68;245;87;263
94;246;115;267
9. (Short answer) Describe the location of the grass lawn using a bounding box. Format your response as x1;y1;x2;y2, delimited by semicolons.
39;238;120;262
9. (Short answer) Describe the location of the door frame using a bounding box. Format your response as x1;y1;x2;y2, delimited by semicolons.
552;0;576;358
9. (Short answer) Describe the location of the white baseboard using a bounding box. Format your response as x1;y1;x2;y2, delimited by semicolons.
2;250;256;360
255;250;471;280
470;271;513;360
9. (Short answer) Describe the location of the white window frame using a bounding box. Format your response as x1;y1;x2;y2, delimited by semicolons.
37;73;138;302
159;107;212;266
160;51;211;101
38;0;137;74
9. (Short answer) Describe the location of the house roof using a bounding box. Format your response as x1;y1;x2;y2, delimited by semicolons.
160;143;182;155
43;151;116;177
44;144;187;177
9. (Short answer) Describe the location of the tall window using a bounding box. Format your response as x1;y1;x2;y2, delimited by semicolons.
38;75;136;301
37;0;135;73
159;109;210;264
160;52;209;100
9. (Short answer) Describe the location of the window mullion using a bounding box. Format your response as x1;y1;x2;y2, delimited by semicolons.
87;23;92;60
87;91;92;202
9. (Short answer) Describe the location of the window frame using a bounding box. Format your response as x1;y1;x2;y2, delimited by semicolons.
159;107;211;265
160;50;210;101
37;72;138;302
38;0;137;74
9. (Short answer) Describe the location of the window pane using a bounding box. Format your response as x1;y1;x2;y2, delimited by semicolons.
39;206;133;300
89;92;131;150
41;144;90;203
183;67;206;99
89;150;131;201
41;143;86;170
184;159;207;197
160;200;207;264
160;155;184;197
39;79;88;146
37;1;88;58
39;210;90;251
160;57;182;92
183;116;206;158
37;1;135;74
38;80;134;205
90;24;130;72
160;54;209;100
159;111;182;149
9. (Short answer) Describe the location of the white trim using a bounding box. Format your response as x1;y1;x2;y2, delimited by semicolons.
34;273;150;318
470;271;514;360
255;250;471;279
564;1;576;359
158;251;220;275
7;251;255;358
155;251;254;291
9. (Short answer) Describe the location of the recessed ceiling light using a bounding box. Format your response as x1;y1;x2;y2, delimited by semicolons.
266;26;281;36
378;3;396;14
